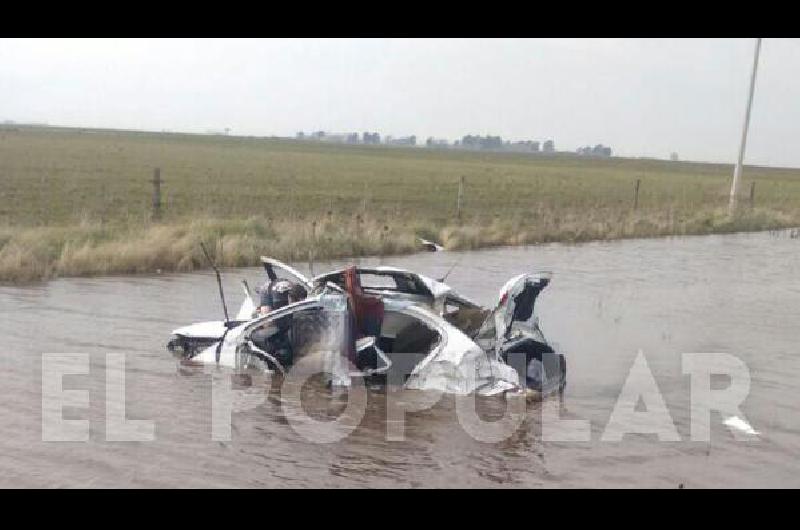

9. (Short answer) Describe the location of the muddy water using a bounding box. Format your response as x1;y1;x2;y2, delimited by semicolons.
1;230;799;488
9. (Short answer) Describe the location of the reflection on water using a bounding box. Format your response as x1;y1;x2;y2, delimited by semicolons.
1;230;799;487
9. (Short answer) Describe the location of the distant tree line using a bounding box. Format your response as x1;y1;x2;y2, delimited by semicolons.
295;130;560;153
362;132;381;144
577;144;612;157
461;135;504;150
456;135;554;152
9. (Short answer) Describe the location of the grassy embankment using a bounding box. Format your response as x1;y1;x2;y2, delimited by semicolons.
1;126;799;282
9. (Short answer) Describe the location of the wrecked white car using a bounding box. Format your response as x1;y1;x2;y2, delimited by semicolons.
167;257;565;397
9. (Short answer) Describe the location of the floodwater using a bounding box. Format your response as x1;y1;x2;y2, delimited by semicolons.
1;230;799;488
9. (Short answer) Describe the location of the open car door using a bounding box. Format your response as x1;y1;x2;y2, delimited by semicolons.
260;256;313;290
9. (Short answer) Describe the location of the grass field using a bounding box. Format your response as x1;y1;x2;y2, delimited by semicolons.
1;125;799;282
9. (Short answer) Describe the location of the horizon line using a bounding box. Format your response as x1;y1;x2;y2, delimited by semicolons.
1;120;795;171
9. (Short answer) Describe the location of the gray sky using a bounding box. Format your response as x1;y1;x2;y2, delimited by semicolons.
2;38;799;167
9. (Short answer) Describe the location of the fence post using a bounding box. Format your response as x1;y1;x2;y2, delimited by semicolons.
151;168;162;220
308;220;317;277
749;181;756;208
457;176;465;219
633;179;641;210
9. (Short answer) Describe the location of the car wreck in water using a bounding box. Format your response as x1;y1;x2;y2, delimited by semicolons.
167;257;566;398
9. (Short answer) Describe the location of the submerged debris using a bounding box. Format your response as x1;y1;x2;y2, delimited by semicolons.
418;237;445;252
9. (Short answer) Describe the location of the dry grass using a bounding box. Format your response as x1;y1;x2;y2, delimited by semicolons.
1;125;799;282
0;215;419;282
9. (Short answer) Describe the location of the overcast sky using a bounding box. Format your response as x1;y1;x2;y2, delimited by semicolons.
2;38;799;167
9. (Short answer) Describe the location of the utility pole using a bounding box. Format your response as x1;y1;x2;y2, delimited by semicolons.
729;38;762;216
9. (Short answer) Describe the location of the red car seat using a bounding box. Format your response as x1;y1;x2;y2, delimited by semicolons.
344;266;385;337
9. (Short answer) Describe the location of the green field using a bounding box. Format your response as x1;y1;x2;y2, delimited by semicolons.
1;125;799;282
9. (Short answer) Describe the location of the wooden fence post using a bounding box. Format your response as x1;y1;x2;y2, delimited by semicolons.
633;179;641;210
456;176;465;219
308;220;317;277
749;181;756;208
152;168;162;220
